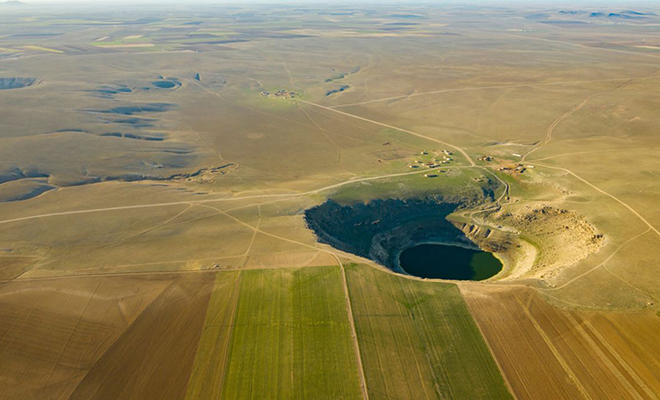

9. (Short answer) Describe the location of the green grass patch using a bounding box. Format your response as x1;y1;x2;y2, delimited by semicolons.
329;167;498;203
91;36;152;47
346;264;513;399
378;128;471;166
188;30;240;36
231;89;299;112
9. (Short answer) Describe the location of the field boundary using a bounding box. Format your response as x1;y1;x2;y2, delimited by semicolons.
334;257;370;400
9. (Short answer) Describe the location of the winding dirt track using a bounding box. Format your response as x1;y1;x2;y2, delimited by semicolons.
523;94;596;161
331;77;635;109
0;166;468;227
531;163;660;238
299;99;476;166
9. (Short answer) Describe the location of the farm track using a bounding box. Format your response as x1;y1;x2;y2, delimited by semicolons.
299;99;476;166
331;77;640;109
530;163;660;238
333;254;370;400
522;94;596;161
0;165;473;227
546;228;652;292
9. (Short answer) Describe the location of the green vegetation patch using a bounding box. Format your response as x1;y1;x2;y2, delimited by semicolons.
221;266;362;399
346;264;512;399
329;168;500;203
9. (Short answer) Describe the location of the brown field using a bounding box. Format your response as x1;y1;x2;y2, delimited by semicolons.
461;284;660;400
0;273;214;400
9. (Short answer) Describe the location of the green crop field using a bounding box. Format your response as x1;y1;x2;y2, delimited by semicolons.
345;264;512;399
220;266;363;399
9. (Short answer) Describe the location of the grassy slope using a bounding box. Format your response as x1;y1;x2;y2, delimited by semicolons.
220;266;362;399
345;264;512;400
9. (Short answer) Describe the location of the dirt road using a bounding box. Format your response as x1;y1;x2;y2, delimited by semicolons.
299;99;476;166
0;166;473;226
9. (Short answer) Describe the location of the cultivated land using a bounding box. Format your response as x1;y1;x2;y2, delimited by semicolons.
220;266;362;400
345;264;512;400
462;285;660;400
0;273;215;400
1;2;660;399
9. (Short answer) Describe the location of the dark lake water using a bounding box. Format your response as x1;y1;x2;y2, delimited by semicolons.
399;243;502;281
153;81;177;89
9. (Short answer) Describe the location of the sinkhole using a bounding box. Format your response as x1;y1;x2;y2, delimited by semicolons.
304;197;503;281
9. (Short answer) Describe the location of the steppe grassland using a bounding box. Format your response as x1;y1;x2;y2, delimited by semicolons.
303;30;660;309
1;204;255;277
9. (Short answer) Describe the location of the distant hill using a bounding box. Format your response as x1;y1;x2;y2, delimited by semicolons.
0;0;27;5
534;9;656;21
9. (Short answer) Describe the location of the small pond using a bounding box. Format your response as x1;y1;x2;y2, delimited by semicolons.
399;243;502;281
152;80;178;89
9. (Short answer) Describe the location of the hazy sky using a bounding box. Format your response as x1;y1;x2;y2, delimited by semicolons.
10;0;658;9
13;0;657;4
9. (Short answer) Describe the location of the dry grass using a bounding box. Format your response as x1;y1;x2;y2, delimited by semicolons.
0;256;38;280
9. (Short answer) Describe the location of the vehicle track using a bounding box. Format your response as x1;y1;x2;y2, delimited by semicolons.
331;77;637;109
530;163;660;238
299;100;476;166
0;166;475;226
523;94;597;161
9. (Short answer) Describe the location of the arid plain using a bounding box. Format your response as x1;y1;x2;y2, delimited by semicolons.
1;3;659;399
